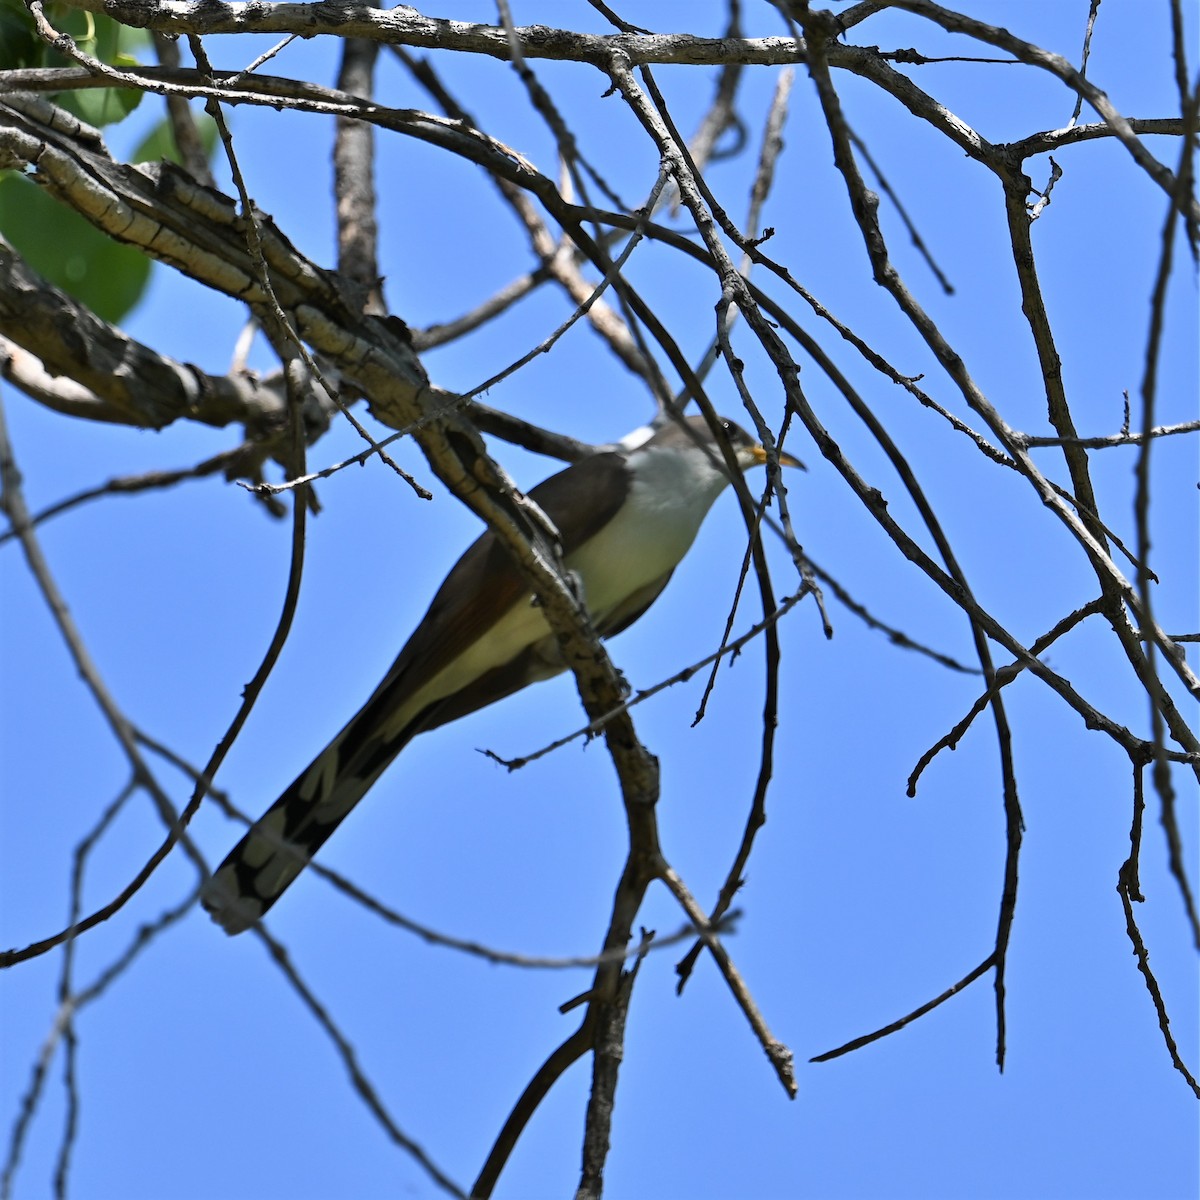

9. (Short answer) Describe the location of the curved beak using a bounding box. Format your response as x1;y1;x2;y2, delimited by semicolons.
751;443;804;470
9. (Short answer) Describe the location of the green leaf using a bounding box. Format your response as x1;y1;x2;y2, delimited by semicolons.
2;4;150;127
46;5;149;63
0;173;152;323
60;71;144;128
132;112;219;166
0;0;41;69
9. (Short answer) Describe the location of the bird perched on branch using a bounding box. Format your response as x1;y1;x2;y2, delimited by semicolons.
201;413;796;934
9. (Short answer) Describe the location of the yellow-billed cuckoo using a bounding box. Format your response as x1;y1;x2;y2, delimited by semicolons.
201;414;795;934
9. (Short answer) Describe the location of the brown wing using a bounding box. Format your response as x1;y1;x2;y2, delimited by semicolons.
596;569;675;639
200;448;638;931
365;447;633;717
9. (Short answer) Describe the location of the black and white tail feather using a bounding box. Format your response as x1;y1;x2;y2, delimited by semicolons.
199;416;778;933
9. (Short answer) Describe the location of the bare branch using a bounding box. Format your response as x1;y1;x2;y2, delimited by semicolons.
333;38;383;314
66;1;809;67
0;396;213;963
811;957;996;1064
1117;765;1200;1096
0;253;301;434
253;926;468;1198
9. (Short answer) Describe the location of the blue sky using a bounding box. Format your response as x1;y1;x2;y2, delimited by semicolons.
2;2;1197;1198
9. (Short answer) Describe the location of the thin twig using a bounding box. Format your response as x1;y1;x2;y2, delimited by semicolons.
811;956;996;1063
1133;117;1200;945
0;446;265;545
908;599;1108;795
1066;0;1102;128
253;927;468;1198
483;590;807;771
1116;764;1200;1096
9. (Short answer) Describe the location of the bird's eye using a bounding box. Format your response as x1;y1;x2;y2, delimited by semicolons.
721;418;747;446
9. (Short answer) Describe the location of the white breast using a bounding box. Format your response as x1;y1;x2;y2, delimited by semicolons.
566;439;731;620
397;439;732;720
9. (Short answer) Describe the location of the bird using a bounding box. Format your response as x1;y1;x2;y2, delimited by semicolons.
200;413;796;934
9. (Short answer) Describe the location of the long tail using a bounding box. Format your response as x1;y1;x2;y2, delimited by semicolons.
200;692;428;934
200;632;554;933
